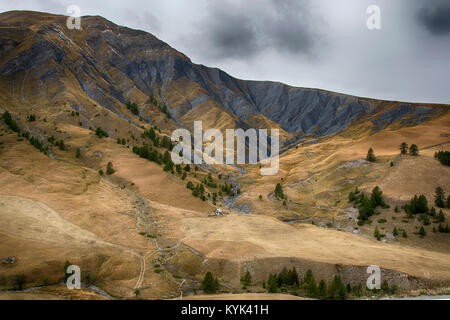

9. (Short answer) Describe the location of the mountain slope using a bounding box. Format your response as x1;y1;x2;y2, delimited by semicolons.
0;10;449;299
0;10;447;142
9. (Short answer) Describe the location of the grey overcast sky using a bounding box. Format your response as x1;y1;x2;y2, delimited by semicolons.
1;0;450;104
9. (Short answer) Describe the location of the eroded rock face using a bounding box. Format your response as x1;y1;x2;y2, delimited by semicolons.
0;11;446;141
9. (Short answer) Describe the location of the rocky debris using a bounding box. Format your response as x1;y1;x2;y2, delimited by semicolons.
336;159;367;171
343;207;360;220
2;256;16;264
210;208;229;217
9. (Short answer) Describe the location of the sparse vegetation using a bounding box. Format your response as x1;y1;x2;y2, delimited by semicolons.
349;186;389;225
26;114;36;122
126;101;139;115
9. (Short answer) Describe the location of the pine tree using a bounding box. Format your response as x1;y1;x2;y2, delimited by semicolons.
393;227;398;236
274;183;284;200
352;283;363;297
303;269;313;285
370;186;383;207
318;280;327;298
434;187;446;208
307;275;318;297
328;275;346;300
58;139;65;150
430;207;436;217
267;274;278;293
291;267;299;287
409;144;419;156
419;226;426;237
240;271;252;289
201;272;219;294
381;280;390;294
106;161;115;175
374;227;381;241
438;210;446;223
400;142;408;155
366;148;376;162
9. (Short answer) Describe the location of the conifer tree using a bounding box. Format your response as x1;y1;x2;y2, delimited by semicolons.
409;144;419;156
201;272;219;294
366;148;376;162
434;187;446;208
400;142;408;155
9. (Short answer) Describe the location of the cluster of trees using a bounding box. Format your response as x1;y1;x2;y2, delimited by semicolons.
434;187;450;209
366;144;419;162
404;195;429;215
26;114;36;122
48;136;65;150
142;127;173;150
95;127;108;138
150;95;172;119
349;186;390;225
149;94;171;119
132;144;175;173
265;267;300;294
98;163;115;176
220;182;236;197
2;111;20;132
3;111;49;154
402;192;448;234
201;272;219;294
189;182;206;200
435;150;450;166
126;101;139;116
400;142;419;156
116;137;127;145
203;173;217;188
264;268;372;300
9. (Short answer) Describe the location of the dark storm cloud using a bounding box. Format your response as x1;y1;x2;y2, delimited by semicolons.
416;4;450;36
203;8;260;58
193;0;324;60
264;0;318;54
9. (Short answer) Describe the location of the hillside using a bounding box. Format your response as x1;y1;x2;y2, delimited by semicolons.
0;10;449;300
